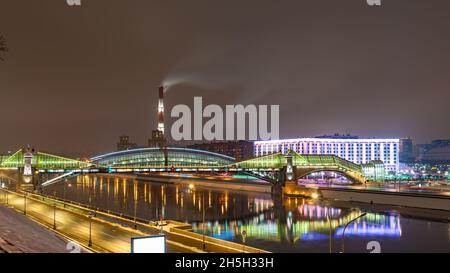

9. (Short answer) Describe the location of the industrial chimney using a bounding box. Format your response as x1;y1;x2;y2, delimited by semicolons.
157;86;164;135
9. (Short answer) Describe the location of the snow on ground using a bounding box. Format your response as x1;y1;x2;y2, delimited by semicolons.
0;205;70;253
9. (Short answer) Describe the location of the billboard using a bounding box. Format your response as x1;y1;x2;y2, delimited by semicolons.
131;235;166;253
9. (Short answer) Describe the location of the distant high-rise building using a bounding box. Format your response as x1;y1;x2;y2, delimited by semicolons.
117;136;137;151
188;140;254;161
148;130;166;148
415;139;450;164
399;138;415;163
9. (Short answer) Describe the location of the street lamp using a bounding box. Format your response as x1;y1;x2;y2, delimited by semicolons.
88;211;94;247
340;212;367;253
241;230;247;253
23;192;27;215
63;178;68;208
202;192;213;251
326;214;332;253
134;204;138;229
53;191;57;230
133;186;138;230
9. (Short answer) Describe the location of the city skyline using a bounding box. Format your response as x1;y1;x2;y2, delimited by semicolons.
1;1;449;257
1;0;450;156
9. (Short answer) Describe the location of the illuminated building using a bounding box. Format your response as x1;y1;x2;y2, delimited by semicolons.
255;136;400;173
361;160;385;181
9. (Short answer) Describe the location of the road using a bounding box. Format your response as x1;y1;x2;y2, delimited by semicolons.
0;189;188;253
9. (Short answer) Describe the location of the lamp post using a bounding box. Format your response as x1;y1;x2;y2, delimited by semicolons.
53;191;57;230
326;214;332;253
23;192;27;215
241;230;247;253
133;198;137;230
88;211;93;247
341;212;367;253
202;192;213;251
87;194;95;247
63;178;67;208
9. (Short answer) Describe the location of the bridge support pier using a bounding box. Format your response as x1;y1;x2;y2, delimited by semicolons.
271;183;283;196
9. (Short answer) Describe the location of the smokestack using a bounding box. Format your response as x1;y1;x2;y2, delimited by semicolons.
157;86;165;135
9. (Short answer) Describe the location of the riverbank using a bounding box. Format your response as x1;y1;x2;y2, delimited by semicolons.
320;198;450;222
97;173;273;193
316;186;450;213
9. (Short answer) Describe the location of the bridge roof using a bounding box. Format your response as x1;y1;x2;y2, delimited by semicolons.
91;147;235;168
231;151;362;172
91;147;235;161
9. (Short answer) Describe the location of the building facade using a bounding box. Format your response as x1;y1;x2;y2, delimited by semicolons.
187;141;254;161
399;137;415;163
361;160;386;181
148;130;166;148
117;136;138;151
415;139;450;164
254;137;400;173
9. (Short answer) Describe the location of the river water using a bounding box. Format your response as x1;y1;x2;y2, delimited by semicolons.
43;175;450;253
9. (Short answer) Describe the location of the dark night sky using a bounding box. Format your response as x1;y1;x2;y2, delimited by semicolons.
1;0;449;157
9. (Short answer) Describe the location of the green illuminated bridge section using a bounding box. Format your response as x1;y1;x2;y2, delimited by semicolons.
230;151;366;183
0;149;92;170
231;151;360;171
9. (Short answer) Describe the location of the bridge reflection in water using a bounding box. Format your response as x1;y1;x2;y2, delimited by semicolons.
192;203;401;245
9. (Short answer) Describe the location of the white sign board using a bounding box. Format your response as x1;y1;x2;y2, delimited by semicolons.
131;235;166;253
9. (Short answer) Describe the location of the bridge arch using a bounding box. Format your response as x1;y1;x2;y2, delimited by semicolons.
230;151;368;184
294;169;365;184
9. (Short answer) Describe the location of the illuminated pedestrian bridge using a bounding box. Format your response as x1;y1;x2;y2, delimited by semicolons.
1;148;372;184
91;147;235;169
